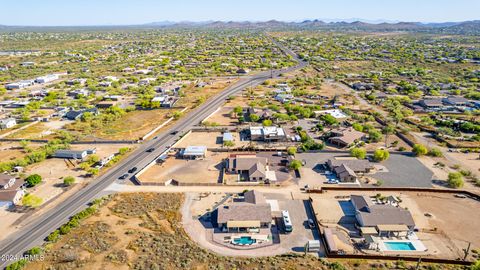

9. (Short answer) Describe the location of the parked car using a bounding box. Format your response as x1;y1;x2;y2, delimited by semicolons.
308;219;315;229
128;167;138;173
119;174;129;180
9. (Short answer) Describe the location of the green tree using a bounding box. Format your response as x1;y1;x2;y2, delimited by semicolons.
412;144;428;156
63;176;76;186
250;114;260;122
321;114;338;126
368;129;382;143
287;146;297;155
382;125;395;147
289;160;302;170
22;194;43;208
427;148;443;157
25;174;42;187
447;172;464;188
373;149;390;162
350;147;367;159
262;119;272;126
223;140;234;147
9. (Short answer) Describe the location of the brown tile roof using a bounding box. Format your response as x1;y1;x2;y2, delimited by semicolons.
228;155;267;171
217;191;271;224
329;128;365;146
328;158;373;172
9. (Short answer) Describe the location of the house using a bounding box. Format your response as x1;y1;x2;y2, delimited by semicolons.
0;175;25;209
249;126;286;142
328;128;365;148
0;174;16;189
352;82;374;91
216;190;272;233
135;69;152;75
418;99;443;110
96;101;118;108
64;108;99;121
139;77;156;85
5;80;34;90
66;78;87;86
35;74;59;84
151;95;178;107
226;154;276;182
181;146;207;159
68;88;90;98
0;118;17;129
54;149;89;160
442;96;469;107
327;158;374;182
314;109;348;120
275;94;294;103
21;61;35;67
236;68;249;74
351;195;415;237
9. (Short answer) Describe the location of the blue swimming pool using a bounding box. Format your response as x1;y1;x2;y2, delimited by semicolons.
233;236;256;245
384;241;416;251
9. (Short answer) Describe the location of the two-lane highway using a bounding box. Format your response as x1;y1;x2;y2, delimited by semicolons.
0;40;307;268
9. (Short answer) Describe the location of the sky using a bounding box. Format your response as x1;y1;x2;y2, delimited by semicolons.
1;0;479;26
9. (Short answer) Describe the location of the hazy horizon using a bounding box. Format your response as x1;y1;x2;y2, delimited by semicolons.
2;0;479;26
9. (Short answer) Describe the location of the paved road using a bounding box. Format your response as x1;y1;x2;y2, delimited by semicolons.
0;41;306;268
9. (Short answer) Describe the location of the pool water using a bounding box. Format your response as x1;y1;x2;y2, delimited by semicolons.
384;241;416;251
233;236;256;245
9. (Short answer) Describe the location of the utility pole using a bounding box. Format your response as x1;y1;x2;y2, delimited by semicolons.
463;242;471;261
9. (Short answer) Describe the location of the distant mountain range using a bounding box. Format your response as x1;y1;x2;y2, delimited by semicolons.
1;20;479;34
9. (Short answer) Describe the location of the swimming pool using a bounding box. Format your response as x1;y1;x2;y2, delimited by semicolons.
384;241;416;251
233;236;256;245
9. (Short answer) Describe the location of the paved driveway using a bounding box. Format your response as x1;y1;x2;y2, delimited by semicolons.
296;152;434;188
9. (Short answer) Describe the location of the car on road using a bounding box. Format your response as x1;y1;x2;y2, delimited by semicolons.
170;131;179;135
146;147;155;152
119;174;129;180
128;167;137;173
308;219;315;229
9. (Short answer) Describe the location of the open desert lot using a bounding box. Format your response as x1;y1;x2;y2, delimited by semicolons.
174;130;248;149
203;106;238;126
137;152;226;185
66;109;175;141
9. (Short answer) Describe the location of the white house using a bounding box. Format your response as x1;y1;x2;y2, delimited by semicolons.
5;80;34;90
0;118;17;129
35;74;59;84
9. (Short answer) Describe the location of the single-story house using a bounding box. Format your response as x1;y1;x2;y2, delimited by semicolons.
0;174;16;189
418;98;443;109
5;80;34;90
0;118;17;129
351;195;415;237
181;146;207;159
250;126;286;142
216;190;272;233
226;154;275;182
35;74;59;84
314;109;348;119
328;128;365;148
327;158;374;182
0;177;25;209
54;150;89;160
442;96;469;106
